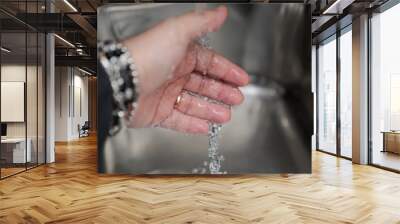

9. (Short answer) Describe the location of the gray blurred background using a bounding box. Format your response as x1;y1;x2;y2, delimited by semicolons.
98;3;312;174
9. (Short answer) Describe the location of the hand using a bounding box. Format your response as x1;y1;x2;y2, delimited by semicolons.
122;6;249;134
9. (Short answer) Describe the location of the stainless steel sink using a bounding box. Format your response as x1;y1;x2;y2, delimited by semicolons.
98;3;312;174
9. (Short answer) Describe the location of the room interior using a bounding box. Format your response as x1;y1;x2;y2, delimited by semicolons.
0;30;46;178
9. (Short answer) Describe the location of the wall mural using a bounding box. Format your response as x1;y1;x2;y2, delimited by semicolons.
97;3;312;174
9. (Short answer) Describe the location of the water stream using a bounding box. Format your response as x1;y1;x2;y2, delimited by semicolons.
197;35;226;174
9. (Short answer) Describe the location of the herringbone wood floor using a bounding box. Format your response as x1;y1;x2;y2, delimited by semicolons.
1;135;400;224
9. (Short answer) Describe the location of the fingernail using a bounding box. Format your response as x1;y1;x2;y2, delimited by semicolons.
211;106;230;123
228;88;244;105
230;68;250;86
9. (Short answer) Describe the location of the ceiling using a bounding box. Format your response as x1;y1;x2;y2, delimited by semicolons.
0;0;146;74
0;0;391;74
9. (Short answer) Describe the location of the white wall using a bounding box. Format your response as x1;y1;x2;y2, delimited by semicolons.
1;82;25;122
54;67;89;141
55;67;69;141
1;65;40;138
71;72;89;138
1;66;26;138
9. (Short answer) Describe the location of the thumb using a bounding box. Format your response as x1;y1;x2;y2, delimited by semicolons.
175;6;228;41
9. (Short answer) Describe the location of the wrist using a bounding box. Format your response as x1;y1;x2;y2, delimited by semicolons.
121;38;149;95
121;36;172;96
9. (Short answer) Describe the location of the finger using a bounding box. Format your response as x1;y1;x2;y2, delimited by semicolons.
175;92;231;124
176;6;228;41
184;73;244;105
160;109;209;134
194;45;250;86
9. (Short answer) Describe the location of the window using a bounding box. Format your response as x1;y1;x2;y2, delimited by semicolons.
370;2;400;171
317;36;337;154
339;28;352;158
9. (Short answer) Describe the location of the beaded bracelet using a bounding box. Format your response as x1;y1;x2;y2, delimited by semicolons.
98;40;139;136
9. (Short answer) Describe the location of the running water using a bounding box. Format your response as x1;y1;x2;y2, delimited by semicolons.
208;123;224;174
197;34;226;174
